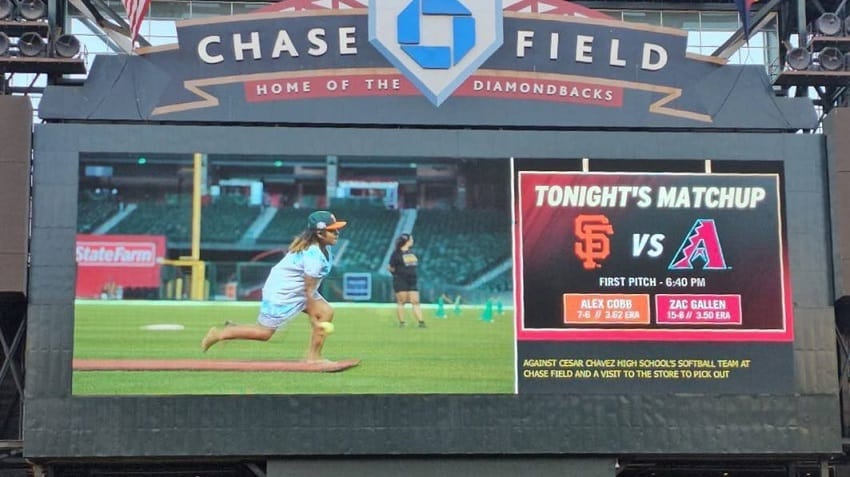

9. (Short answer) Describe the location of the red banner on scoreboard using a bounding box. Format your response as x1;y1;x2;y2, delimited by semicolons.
75;234;166;298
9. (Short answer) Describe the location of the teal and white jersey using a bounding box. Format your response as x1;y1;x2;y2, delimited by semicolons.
262;244;333;305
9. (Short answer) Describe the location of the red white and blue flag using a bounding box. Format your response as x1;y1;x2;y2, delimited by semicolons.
122;0;150;45
735;0;758;39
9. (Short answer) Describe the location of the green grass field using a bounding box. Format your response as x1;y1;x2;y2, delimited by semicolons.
73;301;516;395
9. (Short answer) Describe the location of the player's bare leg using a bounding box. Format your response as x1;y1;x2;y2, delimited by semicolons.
305;299;335;363
395;291;408;326
201;324;275;352
410;291;426;328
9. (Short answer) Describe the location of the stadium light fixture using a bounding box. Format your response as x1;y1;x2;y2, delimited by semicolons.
0;32;9;56
0;0;87;81
0;0;14;19
17;31;45;56
786;47;812;70
815;12;842;36
819;47;844;71
53;33;80;58
17;0;46;21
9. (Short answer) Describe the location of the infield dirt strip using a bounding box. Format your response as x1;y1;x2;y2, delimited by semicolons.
73;359;361;372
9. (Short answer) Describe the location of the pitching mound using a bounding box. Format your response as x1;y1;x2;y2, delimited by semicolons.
73;358;360;372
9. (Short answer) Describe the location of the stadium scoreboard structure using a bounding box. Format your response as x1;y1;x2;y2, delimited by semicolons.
22;0;842;475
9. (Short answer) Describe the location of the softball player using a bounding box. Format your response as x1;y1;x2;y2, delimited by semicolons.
201;210;346;363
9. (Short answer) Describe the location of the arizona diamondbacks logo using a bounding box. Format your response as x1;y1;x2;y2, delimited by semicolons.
369;0;503;106
668;219;729;270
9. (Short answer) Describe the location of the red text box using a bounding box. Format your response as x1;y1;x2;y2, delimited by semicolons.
655;294;742;325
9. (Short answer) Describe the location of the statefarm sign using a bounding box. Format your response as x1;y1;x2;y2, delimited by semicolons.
75;234;166;298
144;0;720;123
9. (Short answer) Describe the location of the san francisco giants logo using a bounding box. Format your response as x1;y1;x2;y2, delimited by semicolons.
574;214;614;269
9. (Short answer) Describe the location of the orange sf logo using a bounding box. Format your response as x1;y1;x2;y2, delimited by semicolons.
574;214;614;269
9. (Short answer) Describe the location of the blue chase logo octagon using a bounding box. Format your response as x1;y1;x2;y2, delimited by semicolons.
369;0;503;106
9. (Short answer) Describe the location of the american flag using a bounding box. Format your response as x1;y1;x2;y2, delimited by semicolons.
122;0;151;45
734;0;758;39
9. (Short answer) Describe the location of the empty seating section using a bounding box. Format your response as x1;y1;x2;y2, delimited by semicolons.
333;207;399;272
77;197;120;233
108;195;260;243
413;209;511;286
109;196;192;241
201;197;263;243
256;208;312;245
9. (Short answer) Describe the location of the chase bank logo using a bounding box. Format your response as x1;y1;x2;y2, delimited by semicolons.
369;0;503;106
398;0;475;69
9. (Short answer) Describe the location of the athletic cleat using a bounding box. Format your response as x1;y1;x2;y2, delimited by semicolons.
201;327;220;352
418;321;427;328
399;321;406;327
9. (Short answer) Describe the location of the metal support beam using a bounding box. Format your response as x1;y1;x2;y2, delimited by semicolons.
712;0;783;59
811;0;828;14
67;0;150;53
0;317;26;400
837;320;850;438
0;293;25;440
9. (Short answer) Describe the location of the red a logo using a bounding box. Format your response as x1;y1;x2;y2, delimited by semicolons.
668;219;728;270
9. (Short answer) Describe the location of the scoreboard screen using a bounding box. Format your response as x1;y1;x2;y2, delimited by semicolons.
512;166;793;394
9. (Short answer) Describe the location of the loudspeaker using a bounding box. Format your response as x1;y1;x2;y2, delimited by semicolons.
0;0;14;19
816;12;842;36
0;33;9;56
53;34;80;58
17;0;46;20
786;47;812;70
17;32;44;56
820;46;845;71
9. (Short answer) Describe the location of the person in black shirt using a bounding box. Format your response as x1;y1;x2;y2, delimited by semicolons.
388;233;426;328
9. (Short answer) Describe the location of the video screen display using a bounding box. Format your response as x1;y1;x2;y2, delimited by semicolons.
72;153;793;396
73;153;516;395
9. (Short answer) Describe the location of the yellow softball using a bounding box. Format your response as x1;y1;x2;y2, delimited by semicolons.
319;322;335;334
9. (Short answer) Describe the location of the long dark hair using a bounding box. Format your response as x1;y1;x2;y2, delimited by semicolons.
288;229;323;253
395;233;411;251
